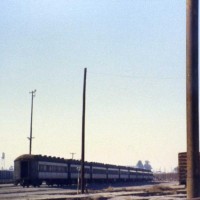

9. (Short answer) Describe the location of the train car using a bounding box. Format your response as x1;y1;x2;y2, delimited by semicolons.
14;154;153;187
144;169;154;181
91;162;107;183
0;170;14;184
106;164;119;182
129;168;137;181
14;154;68;187
119;166;129;181
68;159;91;184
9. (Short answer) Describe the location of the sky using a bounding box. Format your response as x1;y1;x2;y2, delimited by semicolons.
0;0;187;172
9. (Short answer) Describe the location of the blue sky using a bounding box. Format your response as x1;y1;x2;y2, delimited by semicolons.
0;0;186;171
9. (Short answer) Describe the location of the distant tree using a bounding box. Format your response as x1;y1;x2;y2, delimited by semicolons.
144;160;152;170
136;160;144;169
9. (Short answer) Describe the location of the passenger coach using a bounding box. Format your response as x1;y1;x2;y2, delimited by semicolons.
14;154;153;187
0;170;14;184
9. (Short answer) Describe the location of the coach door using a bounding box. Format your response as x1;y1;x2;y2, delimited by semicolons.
21;161;29;178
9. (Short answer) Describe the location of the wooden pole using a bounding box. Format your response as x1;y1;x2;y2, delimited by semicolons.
28;90;36;155
81;68;87;194
186;0;200;198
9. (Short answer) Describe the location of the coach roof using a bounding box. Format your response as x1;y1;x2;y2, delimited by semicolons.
14;154;66;162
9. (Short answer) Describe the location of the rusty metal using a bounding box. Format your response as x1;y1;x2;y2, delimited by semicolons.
186;0;200;198
178;152;187;185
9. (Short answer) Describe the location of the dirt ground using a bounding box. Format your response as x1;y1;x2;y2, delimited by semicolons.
77;181;186;200
0;181;187;200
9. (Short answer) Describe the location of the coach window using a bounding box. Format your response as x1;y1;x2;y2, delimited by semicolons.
49;166;52;172
58;166;62;172
46;165;50;172
64;167;67;172
52;166;55;172
93;168;106;174
39;165;42;171
70;166;77;173
58;166;61;172
85;167;90;173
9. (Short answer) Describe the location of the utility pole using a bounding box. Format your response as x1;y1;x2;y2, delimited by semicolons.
186;0;200;198
1;153;5;170
28;90;36;155
81;68;87;194
70;152;76;159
